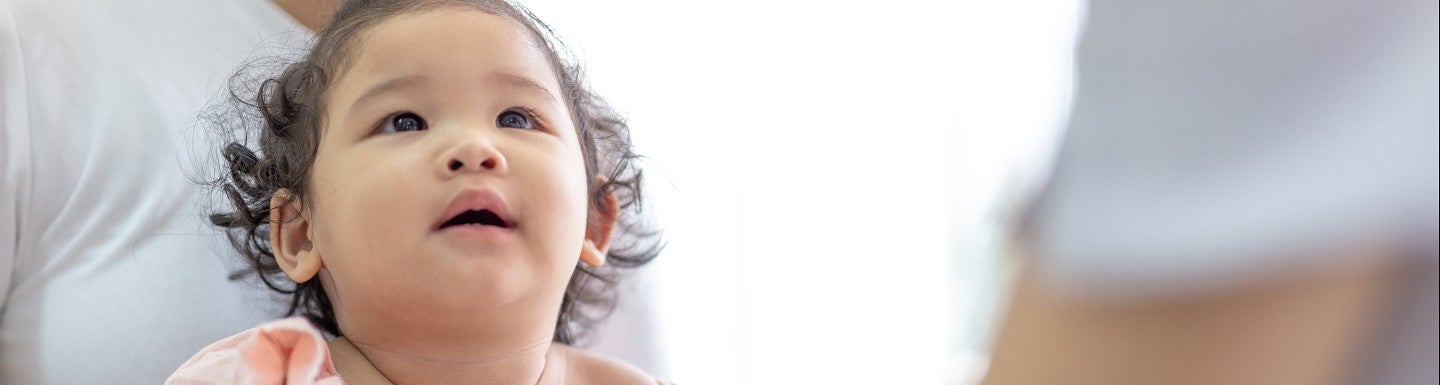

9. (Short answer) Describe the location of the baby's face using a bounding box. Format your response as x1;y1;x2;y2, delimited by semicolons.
304;8;588;335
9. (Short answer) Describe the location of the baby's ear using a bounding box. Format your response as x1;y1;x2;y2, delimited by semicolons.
580;180;619;266
270;189;323;282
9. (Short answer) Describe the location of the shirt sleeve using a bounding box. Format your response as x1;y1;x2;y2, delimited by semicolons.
1026;0;1440;300
0;0;32;311
165;318;342;385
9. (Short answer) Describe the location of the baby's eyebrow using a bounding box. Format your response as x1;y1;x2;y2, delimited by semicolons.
486;72;559;106
348;72;559;112
350;74;426;111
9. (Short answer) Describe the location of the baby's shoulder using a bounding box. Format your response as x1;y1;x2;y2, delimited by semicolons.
551;343;667;385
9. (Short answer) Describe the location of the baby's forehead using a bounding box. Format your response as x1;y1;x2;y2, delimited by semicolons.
336;7;564;96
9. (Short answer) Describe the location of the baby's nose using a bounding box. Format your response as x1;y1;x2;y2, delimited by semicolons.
448;157;499;171
440;136;507;176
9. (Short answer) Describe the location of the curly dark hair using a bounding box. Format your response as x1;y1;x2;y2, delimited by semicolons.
205;0;660;344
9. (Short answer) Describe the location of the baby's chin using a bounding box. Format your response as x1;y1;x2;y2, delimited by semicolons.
393;273;550;308
339;263;568;317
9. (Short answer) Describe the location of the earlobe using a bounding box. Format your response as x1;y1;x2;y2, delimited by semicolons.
580;183;620;267
270;190;323;282
580;240;606;266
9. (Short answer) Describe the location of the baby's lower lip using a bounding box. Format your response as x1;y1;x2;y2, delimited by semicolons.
437;223;516;237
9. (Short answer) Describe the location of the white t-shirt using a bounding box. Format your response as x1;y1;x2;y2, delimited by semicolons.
0;1;301;383
1027;0;1437;383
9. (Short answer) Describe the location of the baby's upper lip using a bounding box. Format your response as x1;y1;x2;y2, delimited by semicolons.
436;188;514;230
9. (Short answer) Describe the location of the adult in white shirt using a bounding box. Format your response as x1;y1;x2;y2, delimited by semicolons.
984;0;1437;384
0;1;331;383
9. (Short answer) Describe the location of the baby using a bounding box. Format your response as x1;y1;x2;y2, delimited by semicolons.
167;1;664;384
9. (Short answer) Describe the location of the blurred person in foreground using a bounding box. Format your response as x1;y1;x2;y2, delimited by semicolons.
984;0;1437;384
1;1;335;383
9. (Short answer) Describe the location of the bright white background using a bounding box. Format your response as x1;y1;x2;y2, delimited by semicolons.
522;1;1081;384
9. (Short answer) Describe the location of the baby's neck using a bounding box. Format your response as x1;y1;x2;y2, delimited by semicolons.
328;335;565;385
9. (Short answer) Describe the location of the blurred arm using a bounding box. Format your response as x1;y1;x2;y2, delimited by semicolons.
983;249;1402;385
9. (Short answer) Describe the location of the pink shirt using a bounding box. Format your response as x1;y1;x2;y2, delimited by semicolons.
166;317;343;385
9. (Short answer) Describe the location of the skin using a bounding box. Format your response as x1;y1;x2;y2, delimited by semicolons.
984;244;1403;385
270;0;342;32
267;8;654;385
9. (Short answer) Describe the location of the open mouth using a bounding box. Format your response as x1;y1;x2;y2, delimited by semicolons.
438;209;511;229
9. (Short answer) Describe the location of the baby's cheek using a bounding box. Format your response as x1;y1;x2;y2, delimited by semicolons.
562;168;594;233
531;172;590;261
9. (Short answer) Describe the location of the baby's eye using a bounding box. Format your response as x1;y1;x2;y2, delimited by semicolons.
497;109;533;129
381;112;427;133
